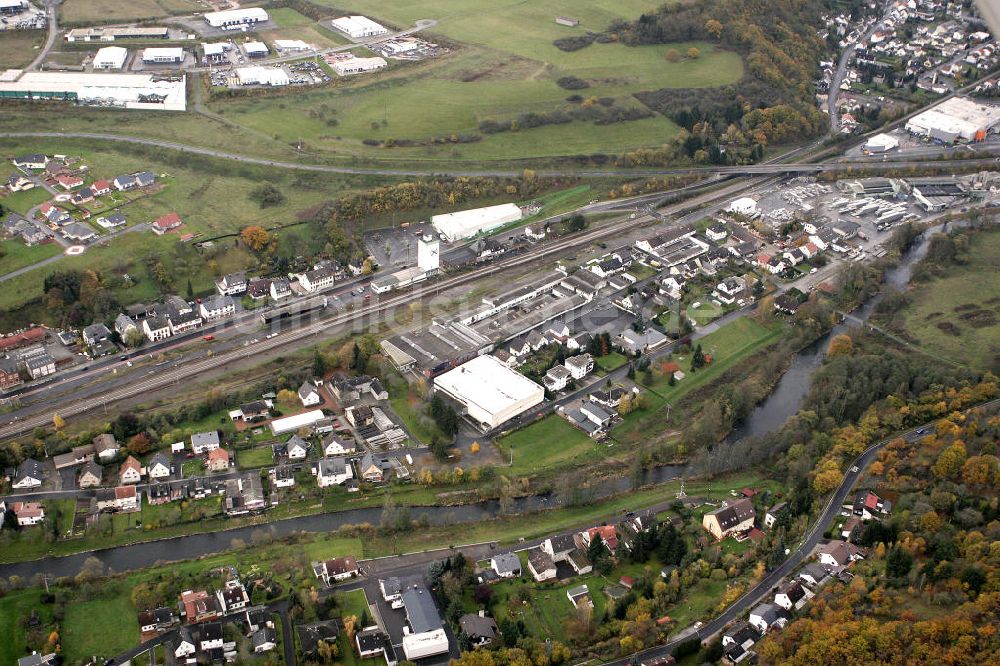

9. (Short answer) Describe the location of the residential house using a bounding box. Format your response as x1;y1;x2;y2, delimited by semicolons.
134;171;155;188
764;502;787;529
564;353;594;380
174;627;197;658
53;444;95;470
713;277;747;306
199;295;235;321
617;327;668;355
748;603;788;634
12;459;44;488
152;212;182;235
96;485;139;512
190;431;220;454
0;356;21;390
580;525;619;553
589;387;628;410
543;364;572;392
774;580;809;611
55;173;84;190
356;629;390;660
299;266;337;292
81;322;112;349
90;434;119;462
113;174;136;191
566;584;592;609
13;153;47;170
322;433;355;456
91;179;111;196
702;498;755;540
722;621;760;654
313;555;359;584
206;447;229;472
283;434;309;460
38;202;70;225
357;452;384;482
71;187;94;204
316;457;352;488
298;380;322;407
114;314;138;339
147;452;172;480
225;473;266;514
269;278;291;300
246;278;270;300
166;309;202;336
706;223;728;242
215;271;247;296
853;490;891;520
567;549;592;575
236;400;270;422
380;577;403;608
215;579;250;614
491;552;522;579
798;562;830;587
119;455;143;484
12;501;45;526
542;533;576;562
459;612;499;648
77;460;103;488
526;548;557;582
579;402;613;429
270;466;295;488
252;626;277;653
817;540;865;568
138;607;177;634
199;622;224;651
142;315;171;342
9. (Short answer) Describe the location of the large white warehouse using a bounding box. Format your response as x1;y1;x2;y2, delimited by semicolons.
204;7;268;28
330;15;389;39
432;202;522;242
904;96;1000;143
142;47;183;64
433;354;544;430
332;56;387;76
236;66;290;86
0;70;187;111
93;46;128;70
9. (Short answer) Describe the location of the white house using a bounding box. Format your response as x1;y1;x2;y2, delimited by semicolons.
142;316;172;342
748;603;787;634
564;353;594;380
817;540;865;567
284;435;309;460
543;365;571;392
199;295;235;321
12;501;45;526
215;272;247;296
316;457;352;487
298;381;322;407
174;629;196;658
147;453;172;480
190;431;221;454
322;434;355;456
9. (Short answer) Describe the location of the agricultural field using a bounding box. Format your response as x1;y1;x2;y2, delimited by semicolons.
62;593;139;663
895;227;1000;372
0;30;44;70
267;7;350;48
59;0;202;24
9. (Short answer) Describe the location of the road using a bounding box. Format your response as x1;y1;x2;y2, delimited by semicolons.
828;3;890;133
0;221;149;282
25;0;58;72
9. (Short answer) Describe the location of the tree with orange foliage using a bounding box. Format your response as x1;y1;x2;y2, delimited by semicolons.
827;333;854;357
240;225;271;253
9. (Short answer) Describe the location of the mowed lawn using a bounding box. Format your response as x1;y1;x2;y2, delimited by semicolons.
236;446;275;469
897;228;1000;372
59;0;201;23
211;0;743;161
497;413;601;476
0;239;60;276
62;594;139;663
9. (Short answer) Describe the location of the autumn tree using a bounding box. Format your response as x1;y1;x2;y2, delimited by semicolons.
827;333;854;357
52;413;65;430
705;18;723;39
665;48;681;62
240;225;272;253
687;46;701;59
128;432;153;455
933;441;967;480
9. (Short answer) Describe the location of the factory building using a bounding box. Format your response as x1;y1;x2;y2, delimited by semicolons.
242;41;268;58
330;15;389;39
141;47;183;64
0;70;186;110
904;97;1000;143
274;39;310;52
93;46;128;70
332;56;387;76
65;26;169;42
202;42;229;63
862;133;898;154
432;203;522;242
236;66;290;86
433;355;544;430
204;7;268;28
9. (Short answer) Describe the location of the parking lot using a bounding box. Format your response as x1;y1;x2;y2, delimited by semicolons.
364;222;440;270
0;3;46;31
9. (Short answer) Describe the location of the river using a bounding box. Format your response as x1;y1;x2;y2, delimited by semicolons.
0;223;945;581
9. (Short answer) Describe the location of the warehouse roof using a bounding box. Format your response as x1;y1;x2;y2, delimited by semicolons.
434;355;543;415
270;409;325;435
432;203;522;242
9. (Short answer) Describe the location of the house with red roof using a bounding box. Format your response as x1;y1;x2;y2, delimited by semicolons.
91;179;112;196
580;525;619;553
152;212;182;235
55;174;84;190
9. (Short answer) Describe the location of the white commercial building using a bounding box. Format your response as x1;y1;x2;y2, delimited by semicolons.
93;46;128;70
269;409;326;436
242;41;268;57
904;97;1000;143
330;15;389;39
400;586;450;660
417;234;440;272
142;47;183;64
726;196;759;217
433;355;544;429
863;133;899;153
274;39;310;52
432;202;522;242
0;70;186;111
204;7;268;28
236;66;290;86
332;56;387;76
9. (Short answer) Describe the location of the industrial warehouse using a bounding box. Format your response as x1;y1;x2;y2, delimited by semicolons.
203;7;268;29
432;355;545;430
432;203;523;242
330;15;389;39
904;96;1000;143
0;70;186;110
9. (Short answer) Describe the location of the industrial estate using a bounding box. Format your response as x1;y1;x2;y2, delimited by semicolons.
0;1;999;666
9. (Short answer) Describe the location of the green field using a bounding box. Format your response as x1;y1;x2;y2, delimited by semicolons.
62;593;139;663
237;445;275;469
59;0;202;24
0;30;45;70
1;185;50;215
595;351;627;373
0;240;60;276
497;414;602;476
895;228;1000;372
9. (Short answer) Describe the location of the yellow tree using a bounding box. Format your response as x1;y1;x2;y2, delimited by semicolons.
687;47;701;59
52;413;65;430
705;18;723;39
240;225;271;252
